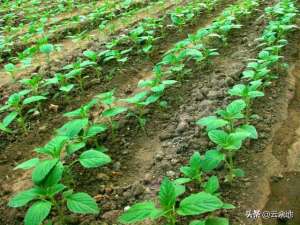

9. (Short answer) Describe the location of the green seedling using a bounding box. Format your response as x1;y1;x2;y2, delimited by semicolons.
98;47;132;64
176;151;224;190
4;63;17;81
63;99;108;147
20;74;44;96
96;90;127;138
119;177;233;225
198;100;247;133
121;91;149;132
228;80;264;122
83;50;102;79
9;131;110;224
208;127;257;182
44;73;75;98
216;99;246;131
39;43;54;64
0;90;46;133
63;59;95;91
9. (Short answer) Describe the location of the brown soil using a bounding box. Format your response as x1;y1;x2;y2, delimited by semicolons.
1;1;300;225
0;0;181;88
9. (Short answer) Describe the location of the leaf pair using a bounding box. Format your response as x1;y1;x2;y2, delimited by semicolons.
178;151;224;185
119;177;232;224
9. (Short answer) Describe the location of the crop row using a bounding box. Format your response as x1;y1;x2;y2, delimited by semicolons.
0;0;99;27
2;0;104;36
119;0;298;224
0;0;219;135
5;0;275;224
0;0;160;64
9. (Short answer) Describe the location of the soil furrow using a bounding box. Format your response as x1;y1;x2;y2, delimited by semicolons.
222;23;300;225
0;1;240;224
0;0;233;151
0;0;180;88
61;1;276;224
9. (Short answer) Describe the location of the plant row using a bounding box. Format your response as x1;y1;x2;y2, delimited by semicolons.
0;0;221;135
0;0;99;27
0;0;159;64
6;0;264;225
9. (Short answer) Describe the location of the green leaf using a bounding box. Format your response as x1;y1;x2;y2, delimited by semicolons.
190;221;205;225
222;203;235;209
151;84;165;93
96;90;115;105
0;122;12;133
24;200;52;225
227;99;246;115
208;130;227;147
190;151;201;170
39;44;54;54
66;142;86;155
8;188;40;208
174;183;186;197
66;192;99;214
217;99;246;121
3;111;18;127
23;96;47;105
14;158;40;170
102;106;127;117
4;63;16;72
177;192;223;216
197;116;228;131
57;119;88;138
35;136;68;157
159;177;176;210
65;68;82;78
204;176;219;194
118;201;162;224
205;217;229;225
233;168;245;177
180;152;201;180
121;91;149;104
83;50;97;61
42;161;64;186
144;93;162;105
32;159;58;185
174;178;192;185
162;80;177;85
86;124;107;138
46;184;65;197
199;149;224;172
208;130;244;151
242;70;255;79
60;84;74;93
79;150;111;168
236;124;258;139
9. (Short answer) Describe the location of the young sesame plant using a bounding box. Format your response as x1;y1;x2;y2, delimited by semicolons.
44;73;75;98
63;59;96;92
96;90;128;137
3;0;299;224
176;151;224;192
0;90;47;133
39;43;55;64
4;63;18;81
119;177;233;225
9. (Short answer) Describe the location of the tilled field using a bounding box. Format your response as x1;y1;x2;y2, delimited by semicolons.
0;0;299;225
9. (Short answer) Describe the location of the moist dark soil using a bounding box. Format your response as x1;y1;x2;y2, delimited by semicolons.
0;0;179;86
1;1;300;225
0;1;238;224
